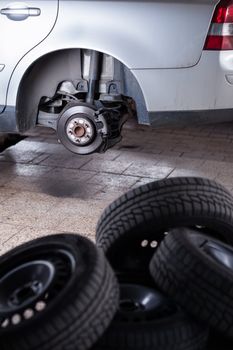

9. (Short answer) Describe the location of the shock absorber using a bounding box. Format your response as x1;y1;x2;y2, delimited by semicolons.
86;51;102;104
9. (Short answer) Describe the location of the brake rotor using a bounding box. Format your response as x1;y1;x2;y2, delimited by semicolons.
57;103;108;155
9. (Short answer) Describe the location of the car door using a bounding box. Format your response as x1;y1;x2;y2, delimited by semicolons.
0;0;59;113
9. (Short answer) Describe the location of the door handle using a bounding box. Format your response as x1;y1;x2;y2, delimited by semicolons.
0;6;41;21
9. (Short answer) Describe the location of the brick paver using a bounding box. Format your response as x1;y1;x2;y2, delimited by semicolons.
1;118;233;253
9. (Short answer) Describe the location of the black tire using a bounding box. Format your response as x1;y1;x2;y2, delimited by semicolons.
94;281;208;350
150;227;233;338
207;332;233;350
0;234;119;350
96;177;233;275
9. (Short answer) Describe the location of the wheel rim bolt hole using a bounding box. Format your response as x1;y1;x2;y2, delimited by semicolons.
24;308;34;320
12;314;21;325
141;240;158;248
1;318;9;328
35;300;46;312
150;241;158;248
141;240;148;247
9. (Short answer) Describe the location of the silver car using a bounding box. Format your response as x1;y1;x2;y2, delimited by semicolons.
0;0;232;154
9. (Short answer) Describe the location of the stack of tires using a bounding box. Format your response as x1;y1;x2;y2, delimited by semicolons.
95;177;233;350
0;177;233;350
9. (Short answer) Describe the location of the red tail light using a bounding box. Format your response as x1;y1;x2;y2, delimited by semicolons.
204;0;233;50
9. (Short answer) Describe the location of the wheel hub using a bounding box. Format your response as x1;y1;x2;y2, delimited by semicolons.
0;261;55;312
120;299;144;312
66;115;95;146
9;280;42;307
74;125;85;138
118;284;177;322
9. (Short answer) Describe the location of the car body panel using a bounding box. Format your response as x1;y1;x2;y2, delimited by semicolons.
2;0;219;112
2;0;233;134
56;0;217;69
0;0;59;113
133;51;233;113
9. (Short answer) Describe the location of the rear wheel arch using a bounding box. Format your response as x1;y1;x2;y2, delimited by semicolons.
15;48;149;133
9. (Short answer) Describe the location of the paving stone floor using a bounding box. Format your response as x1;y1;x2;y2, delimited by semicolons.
1;118;233;253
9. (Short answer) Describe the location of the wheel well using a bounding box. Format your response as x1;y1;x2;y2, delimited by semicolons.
16;49;149;133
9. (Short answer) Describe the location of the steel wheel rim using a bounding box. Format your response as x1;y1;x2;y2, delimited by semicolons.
0;247;75;329
107;223;225;273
